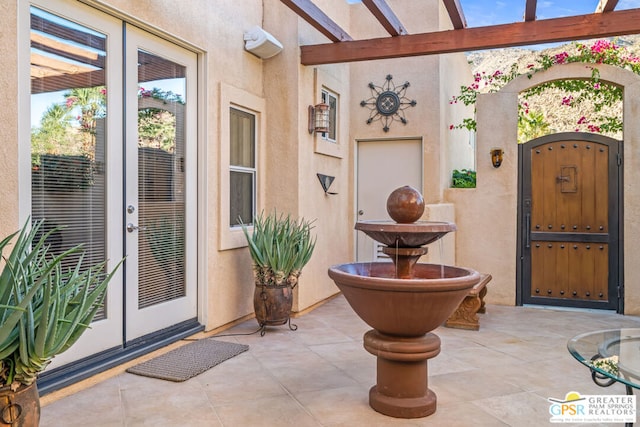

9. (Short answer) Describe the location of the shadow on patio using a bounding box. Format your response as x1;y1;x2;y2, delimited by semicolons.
40;295;640;426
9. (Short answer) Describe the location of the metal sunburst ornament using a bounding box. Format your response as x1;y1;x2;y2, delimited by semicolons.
360;74;417;132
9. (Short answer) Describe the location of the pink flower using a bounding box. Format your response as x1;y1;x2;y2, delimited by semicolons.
593;82;601;90
577;116;587;125
561;96;573;106
449;125;454;130
554;52;569;64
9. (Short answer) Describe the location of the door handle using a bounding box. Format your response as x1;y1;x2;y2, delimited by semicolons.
525;213;531;249
127;223;147;233
358;210;364;216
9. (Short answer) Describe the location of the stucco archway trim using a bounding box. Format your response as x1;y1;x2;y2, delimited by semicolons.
501;62;640;93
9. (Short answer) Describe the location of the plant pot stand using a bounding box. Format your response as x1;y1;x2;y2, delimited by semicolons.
254;284;297;336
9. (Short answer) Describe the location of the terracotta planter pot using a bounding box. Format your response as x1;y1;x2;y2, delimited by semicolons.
0;382;40;427
254;283;293;327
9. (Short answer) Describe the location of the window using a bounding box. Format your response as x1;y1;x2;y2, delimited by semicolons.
229;108;256;227
30;6;108;317
219;83;265;250
321;89;338;142
313;69;344;158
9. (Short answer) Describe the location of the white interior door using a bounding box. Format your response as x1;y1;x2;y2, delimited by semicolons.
356;139;423;261
124;26;198;340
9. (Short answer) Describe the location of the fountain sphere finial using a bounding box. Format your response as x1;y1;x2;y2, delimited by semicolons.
386;185;425;223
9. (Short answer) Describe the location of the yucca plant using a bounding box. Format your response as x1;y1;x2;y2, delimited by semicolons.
0;219;121;390
241;212;316;287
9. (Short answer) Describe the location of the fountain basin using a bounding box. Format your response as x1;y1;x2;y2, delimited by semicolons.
355;220;456;247
328;262;480;336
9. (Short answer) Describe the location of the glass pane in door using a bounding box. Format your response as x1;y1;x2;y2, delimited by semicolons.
136;50;186;309
30;7;108;316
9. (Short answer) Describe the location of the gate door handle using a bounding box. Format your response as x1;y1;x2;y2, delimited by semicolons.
525;213;531;249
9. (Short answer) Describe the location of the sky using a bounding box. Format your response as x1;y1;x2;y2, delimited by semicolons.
460;0;640;27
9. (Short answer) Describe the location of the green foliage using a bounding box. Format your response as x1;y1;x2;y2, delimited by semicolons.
138;108;177;152
452;169;476;188
241;212;316;288
518;108;550;143
449;39;634;139
0;220;121;388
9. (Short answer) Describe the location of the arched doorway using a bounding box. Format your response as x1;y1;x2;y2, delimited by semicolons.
517;132;622;311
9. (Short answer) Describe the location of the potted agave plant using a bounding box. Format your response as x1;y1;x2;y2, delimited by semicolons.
0;220;121;427
242;212;315;335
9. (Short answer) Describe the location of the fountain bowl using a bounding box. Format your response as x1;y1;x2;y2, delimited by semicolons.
355;220;456;248
328;262;480;336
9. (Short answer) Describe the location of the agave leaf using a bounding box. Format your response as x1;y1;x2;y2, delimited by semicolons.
240;211;316;286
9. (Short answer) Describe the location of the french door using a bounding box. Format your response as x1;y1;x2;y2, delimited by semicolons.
28;0;198;369
124;25;198;339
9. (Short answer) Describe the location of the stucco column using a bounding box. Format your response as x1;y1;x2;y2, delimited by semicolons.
623;81;640;314
465;91;518;305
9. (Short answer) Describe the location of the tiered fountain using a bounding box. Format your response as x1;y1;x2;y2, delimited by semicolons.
328;186;480;418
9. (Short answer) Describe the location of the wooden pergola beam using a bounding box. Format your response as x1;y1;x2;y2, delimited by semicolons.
280;0;352;42
524;0;537;21
596;0;619;13
442;0;466;29
300;8;640;65
362;0;407;36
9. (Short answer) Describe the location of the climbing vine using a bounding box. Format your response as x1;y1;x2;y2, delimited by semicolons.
449;40;640;143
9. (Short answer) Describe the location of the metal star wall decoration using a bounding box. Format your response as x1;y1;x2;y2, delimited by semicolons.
360;74;417;132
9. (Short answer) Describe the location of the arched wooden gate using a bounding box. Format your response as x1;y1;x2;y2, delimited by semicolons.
518;132;623;312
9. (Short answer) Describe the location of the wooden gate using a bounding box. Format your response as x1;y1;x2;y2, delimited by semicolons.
518;132;622;311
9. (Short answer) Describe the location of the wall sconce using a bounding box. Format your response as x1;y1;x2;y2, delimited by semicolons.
308;103;330;134
490;148;504;168
317;173;337;195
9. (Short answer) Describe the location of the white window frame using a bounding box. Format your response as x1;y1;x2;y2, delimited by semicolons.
313;69;344;158
229;107;257;228
321;88;338;143
219;83;265;250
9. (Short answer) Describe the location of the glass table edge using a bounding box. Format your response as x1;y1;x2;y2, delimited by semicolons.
567;328;640;390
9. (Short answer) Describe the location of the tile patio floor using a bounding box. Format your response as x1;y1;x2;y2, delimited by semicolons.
40;295;640;426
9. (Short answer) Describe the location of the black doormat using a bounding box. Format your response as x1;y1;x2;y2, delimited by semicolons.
126;339;249;382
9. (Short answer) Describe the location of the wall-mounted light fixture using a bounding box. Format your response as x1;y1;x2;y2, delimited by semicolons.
308;103;330;134
490;148;504;168
317;173;337;195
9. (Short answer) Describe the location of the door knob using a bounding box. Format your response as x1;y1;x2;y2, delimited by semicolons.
127;223;147;233
358;210;364;216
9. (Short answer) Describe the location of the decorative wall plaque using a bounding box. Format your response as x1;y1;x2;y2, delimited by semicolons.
360;74;417;132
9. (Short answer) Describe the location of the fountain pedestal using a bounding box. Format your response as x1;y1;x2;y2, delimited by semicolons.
364;330;440;418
